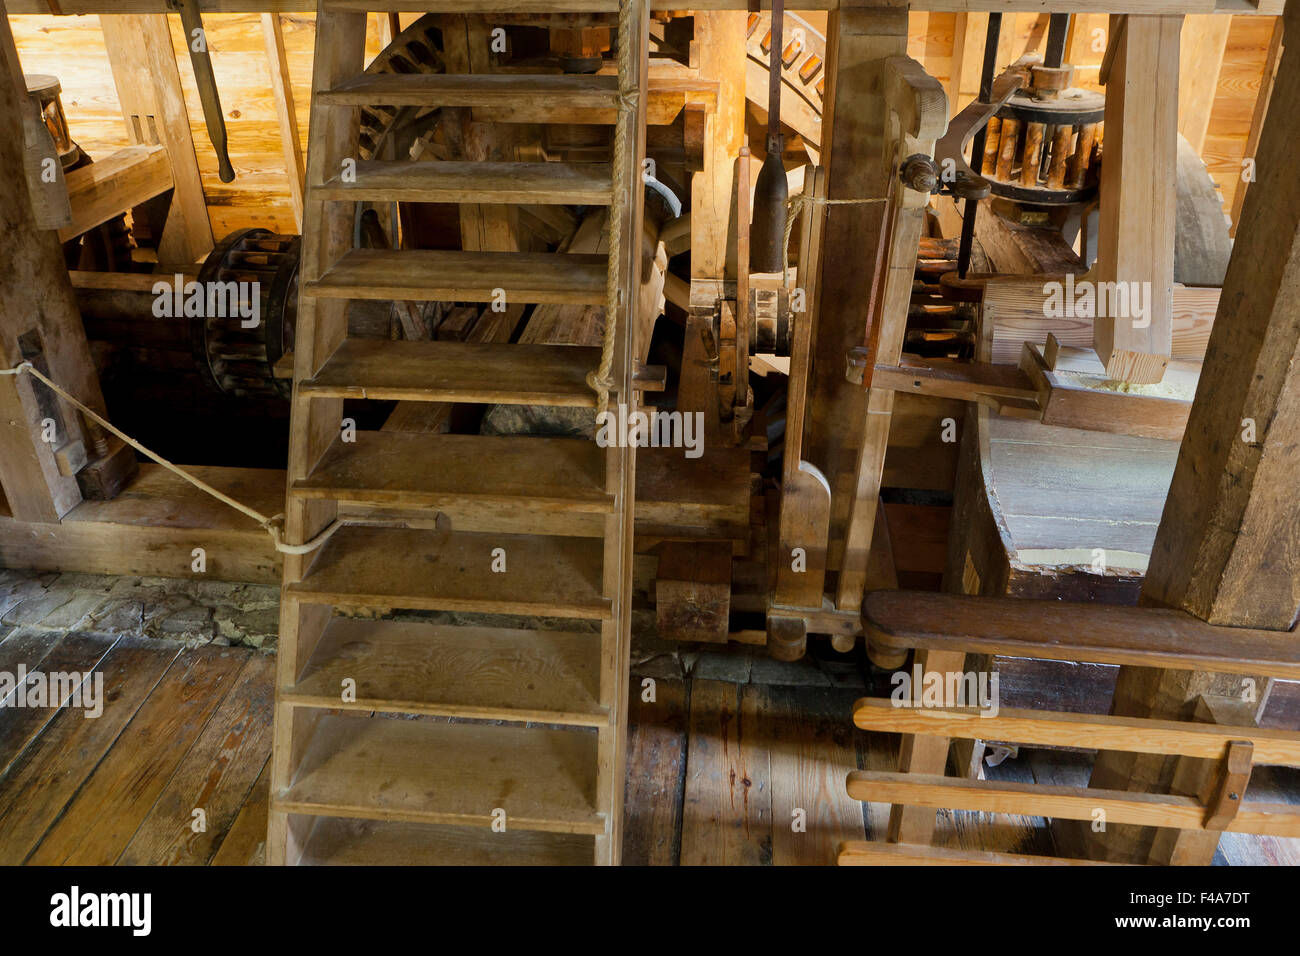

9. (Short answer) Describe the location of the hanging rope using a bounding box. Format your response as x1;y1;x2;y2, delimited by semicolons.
0;360;341;555
586;0;640;419
781;193;890;287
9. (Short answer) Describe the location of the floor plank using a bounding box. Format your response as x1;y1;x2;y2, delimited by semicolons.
622;676;687;866
25;645;250;865
763;685;868;866
211;759;271;867
117;652;276;865
0;635;178;864
0;631;119;777
680;680;772;865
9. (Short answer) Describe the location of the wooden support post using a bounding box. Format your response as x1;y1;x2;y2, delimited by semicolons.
0;4;113;522
1230;17;1283;237
1091;0;1300;864
1092;14;1181;384
263;12;306;231
1177;14;1231;157
100;13;213;266
806;1;909;610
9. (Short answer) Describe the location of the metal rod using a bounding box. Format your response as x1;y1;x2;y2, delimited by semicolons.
957;12;1002;279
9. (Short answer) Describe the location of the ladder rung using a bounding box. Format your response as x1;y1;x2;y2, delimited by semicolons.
300;339;600;407
276;714;603;834
287;524;611;618
282;618;606;726
293;431;613;514
319;72;620;114
315;160;614;206
304;249;608;306
298;817;595;866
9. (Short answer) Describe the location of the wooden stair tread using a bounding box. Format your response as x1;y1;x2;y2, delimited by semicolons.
288;525;610;618
277;713;602;834
863;590;1300;680
284;617;604;725
316;160;613;205
299;816;594;866
319;72;619;111
293;431;611;513
304;248;608;306
301;339;600;406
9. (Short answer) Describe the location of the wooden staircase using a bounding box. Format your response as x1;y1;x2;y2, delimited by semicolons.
268;0;649;866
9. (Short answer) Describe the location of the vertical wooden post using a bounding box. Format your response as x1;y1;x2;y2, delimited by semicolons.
1092;14;1181;384
0;3;108;523
263;12;306;231
1177;14;1231;157
1090;0;1300;864
101;13;213;266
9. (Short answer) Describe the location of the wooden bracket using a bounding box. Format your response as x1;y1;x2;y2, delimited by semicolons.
1203;739;1254;831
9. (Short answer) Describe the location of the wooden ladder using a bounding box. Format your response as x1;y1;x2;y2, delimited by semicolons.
268;0;649;866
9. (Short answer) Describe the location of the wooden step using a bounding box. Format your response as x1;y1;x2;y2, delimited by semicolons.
319;72;619;114
297;816;594;866
315;160;613;205
288;525;611;618
300;339;600;406
293;431;612;514
276;713;602;834
326;0;619;13
283;617;605;726
304;249;608;306
863;590;1300;680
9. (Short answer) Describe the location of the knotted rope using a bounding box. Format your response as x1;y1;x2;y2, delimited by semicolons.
781;193;890;287
587;0;640;418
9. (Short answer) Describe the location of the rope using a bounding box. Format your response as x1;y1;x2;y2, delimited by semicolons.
1;360;340;555
586;0;638;419
782;193;890;287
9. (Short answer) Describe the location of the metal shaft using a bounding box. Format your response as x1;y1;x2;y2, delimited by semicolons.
957;12;1002;279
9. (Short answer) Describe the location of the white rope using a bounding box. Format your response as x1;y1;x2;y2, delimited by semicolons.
782;193;890;287
2;360;340;555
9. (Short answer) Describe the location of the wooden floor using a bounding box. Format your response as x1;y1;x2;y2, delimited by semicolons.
0;629;1296;865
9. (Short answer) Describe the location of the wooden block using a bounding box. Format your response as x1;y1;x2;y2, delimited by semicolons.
655;540;732;643
75;436;138;500
767;614;807;662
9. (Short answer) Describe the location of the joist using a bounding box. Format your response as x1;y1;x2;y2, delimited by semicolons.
863;590;1300;680
305;249;609;305
315;160;614;205
56;145;173;243
300;339;600;406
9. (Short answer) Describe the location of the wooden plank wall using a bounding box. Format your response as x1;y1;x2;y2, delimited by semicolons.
7;12;1278;239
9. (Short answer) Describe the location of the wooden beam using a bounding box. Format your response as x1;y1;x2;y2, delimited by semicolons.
263;12;306;231
1177;14;1232;156
838;840;1127;865
57;145;173;243
864;590;1300;679
100;13;214;265
1229;15;1283;236
0;3;109;522
1092;13;1181;383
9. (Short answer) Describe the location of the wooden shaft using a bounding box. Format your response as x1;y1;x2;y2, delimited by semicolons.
1067;122;1096;188
981;116;1001;174
994;116;1019;181
1047;124;1073;188
1021;121;1045;186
